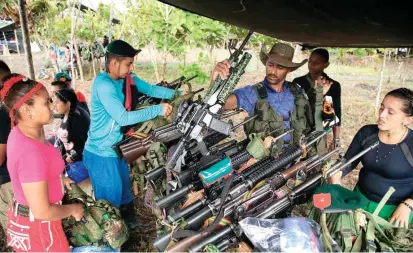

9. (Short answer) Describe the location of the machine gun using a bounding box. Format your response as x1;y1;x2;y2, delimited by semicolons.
153;130;327;252
162;29;254;174
155;129;292;210
183;141;379;253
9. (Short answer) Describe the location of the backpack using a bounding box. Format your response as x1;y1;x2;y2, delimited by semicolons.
309;186;413;252
244;81;313;152
62;184;129;249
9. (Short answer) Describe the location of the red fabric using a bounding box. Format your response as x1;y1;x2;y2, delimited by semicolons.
124;74;135;135
9;83;44;127
0;75;24;100
0;75;44;127
75;90;87;103
7;207;69;252
124;74;134;111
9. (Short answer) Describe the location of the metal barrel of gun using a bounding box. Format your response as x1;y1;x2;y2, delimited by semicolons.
168;200;206;223
187;142;376;252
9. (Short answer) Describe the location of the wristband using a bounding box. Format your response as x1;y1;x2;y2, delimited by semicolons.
402;201;413;211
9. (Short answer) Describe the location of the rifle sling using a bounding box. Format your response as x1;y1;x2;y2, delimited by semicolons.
206;174;236;233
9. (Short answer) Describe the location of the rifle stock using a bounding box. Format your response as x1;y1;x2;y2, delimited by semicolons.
121;139;152;164
165;232;209;252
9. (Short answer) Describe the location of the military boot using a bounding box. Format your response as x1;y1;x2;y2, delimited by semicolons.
120;201;139;230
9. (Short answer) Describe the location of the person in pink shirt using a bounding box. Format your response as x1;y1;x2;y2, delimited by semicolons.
0;74;84;252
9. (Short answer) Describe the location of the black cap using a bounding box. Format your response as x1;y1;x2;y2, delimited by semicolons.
106;40;141;57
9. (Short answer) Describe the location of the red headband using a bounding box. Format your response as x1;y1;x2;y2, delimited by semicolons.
0;75;44;127
0;75;25;100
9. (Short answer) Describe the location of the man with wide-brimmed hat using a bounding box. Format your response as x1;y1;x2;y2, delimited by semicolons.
212;42;312;145
83;40;176;229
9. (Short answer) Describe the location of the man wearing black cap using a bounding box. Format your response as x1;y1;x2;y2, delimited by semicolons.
83;40;175;229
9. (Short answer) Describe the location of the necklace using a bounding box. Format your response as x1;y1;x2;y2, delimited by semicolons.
375;128;408;163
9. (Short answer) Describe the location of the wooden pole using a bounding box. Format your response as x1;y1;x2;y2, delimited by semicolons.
18;0;35;79
73;37;84;85
108;7;113;42
14;29;20;55
375;51;387;110
70;3;76;89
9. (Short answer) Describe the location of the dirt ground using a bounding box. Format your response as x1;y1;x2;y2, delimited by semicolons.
0;51;412;251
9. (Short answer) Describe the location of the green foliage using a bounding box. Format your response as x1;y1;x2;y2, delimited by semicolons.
227;26;276;48
178;63;209;85
178;52;210;84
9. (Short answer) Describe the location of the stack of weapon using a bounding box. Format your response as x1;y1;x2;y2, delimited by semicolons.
152;140;378;252
109;29;378;252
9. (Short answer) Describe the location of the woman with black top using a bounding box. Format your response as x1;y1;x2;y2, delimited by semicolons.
331;88;413;228
53;88;90;184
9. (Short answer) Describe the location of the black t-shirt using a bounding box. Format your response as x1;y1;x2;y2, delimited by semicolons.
293;73;342;127
54;106;90;162
0;107;11;184
343;124;413;204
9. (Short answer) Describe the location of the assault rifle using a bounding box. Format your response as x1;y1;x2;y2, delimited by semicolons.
137;75;198;105
155;129;292;210
184;141;379;253
153;130;326;252
161;29;254;174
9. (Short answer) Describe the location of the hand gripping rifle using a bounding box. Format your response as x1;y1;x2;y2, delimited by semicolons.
162;30;254;174
153;130;326;252
135;75;197;106
186;141;379;253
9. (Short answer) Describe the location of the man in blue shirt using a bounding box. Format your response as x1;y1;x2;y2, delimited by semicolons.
212;42;309;144
83;40;175;229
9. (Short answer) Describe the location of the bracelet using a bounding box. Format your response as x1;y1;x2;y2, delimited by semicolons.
402;201;413;211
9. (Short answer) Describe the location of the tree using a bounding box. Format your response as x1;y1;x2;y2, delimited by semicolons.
0;0;52;33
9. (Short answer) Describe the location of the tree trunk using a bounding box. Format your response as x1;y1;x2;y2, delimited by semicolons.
74;37;84;85
159;54;167;81
91;46;97;77
148;43;160;82
14;29;20;55
70;1;76;89
18;0;35;79
375;51;387;110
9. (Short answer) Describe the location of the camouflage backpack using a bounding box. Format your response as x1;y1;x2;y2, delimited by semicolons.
309;185;413;252
244;81;312;152
129;142;173;236
62;184;129;249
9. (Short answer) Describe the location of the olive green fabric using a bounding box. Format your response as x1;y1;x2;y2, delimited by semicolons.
244;81;311;153
309;185;413;252
246;133;270;160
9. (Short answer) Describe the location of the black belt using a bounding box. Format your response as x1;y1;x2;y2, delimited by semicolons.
12;201;30;217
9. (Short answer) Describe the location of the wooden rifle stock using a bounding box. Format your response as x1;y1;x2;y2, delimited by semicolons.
121;138;152;164
165;232;209;252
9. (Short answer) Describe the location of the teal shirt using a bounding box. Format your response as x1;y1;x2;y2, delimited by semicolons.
84;72;175;157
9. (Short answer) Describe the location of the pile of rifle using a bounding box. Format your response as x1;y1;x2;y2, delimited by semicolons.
116;29;380;252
